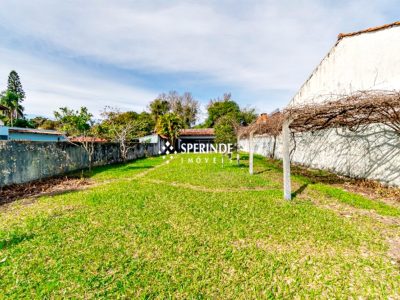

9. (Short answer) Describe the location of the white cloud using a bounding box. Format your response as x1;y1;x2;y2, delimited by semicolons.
0;47;157;117
0;0;397;115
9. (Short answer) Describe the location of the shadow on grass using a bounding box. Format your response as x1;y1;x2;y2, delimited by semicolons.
240;154;249;160
292;183;309;199
254;168;275;175
0;233;35;250
264;158;345;185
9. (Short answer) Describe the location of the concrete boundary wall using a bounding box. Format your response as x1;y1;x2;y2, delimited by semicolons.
0;141;157;187
239;124;400;187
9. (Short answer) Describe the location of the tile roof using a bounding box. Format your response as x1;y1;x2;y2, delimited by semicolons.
69;136;108;142
179;128;215;136
338;21;400;40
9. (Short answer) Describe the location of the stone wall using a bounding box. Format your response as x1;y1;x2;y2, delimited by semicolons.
239;124;400;187
0;141;157;187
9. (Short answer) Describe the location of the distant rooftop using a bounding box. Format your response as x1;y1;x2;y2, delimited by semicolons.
69;136;108;143
180;128;215;136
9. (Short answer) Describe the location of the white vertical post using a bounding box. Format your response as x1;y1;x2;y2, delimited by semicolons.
249;131;254;175
282;120;291;200
236;135;240;165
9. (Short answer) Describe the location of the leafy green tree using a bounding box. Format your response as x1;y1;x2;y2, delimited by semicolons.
99;109;154;139
203;93;257;129
30;116;48;128
98;107;155;161
30;116;60;130
54;107;96;170
204;93;240;127
136;112;155;136
155;113;183;146
202;93;257;144
149;91;199;128
100;107;141;161
7;71;25;102
149;98;170;124
41;120;59;130
13;118;34;128
214;114;239;144
239;108;257;126
168;91;199;127
54;107;93;136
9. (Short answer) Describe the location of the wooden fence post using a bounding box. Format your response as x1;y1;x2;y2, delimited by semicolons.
282;120;291;200
249;131;254;175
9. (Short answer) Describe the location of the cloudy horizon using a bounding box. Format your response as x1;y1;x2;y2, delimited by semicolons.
0;0;398;121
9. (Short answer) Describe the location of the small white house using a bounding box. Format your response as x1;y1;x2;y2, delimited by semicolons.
138;133;166;154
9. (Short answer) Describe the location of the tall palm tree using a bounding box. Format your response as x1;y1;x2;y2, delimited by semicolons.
155;113;183;147
0;90;23;126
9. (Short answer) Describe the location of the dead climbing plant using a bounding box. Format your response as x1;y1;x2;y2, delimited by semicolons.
241;90;400;136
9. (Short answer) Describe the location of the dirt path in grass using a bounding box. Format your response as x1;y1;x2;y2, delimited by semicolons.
142;178;277;193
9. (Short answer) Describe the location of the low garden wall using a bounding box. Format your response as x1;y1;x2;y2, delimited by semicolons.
239;124;400;187
0;141;157;187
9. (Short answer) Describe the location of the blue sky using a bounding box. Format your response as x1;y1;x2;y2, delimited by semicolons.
0;0;399;122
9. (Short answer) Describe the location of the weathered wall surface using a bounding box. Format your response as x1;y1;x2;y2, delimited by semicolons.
0;141;157;187
239;124;400;187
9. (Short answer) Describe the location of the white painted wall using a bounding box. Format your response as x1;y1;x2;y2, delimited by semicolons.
255;25;400;186
290;26;400;106
240;124;400;186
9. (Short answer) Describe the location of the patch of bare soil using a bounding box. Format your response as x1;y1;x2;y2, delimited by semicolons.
388;237;400;266
339;180;400;205
0;177;92;206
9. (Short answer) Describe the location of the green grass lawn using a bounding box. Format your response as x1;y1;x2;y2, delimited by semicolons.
1;153;400;299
